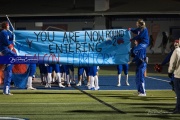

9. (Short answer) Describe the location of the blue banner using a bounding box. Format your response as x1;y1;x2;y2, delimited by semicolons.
12;29;131;66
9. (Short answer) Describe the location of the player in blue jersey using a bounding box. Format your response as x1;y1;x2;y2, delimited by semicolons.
117;64;130;86
129;19;149;54
0;22;16;95
129;40;147;96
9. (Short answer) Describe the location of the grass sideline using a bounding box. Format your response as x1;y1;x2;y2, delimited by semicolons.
0;90;179;120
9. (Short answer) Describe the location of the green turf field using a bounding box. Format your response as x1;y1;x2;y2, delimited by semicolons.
0;90;179;120
0;65;172;119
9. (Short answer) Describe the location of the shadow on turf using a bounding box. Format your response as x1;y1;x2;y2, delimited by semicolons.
73;86;126;114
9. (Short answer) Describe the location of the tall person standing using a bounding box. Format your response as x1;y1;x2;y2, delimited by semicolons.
129;40;147;96
0;22;17;95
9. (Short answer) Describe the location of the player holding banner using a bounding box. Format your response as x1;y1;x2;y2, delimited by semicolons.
129;19;149;54
0;21;17;95
129;39;147;96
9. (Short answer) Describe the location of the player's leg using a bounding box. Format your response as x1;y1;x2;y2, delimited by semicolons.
84;67;90;86
64;65;71;87
27;64;36;90
2;49;16;95
54;64;65;88
76;67;84;86
43;64;48;87
47;64;53;88
60;65;65;82
123;64;130;86
173;78;180;113
69;65;75;84
94;66;99;90
89;66;97;90
135;67;141;95
96;66;100;76
117;65;122;86
89;67;94;90
89;76;95;90
52;71;56;83
43;65;48;85
66;73;70;87
39;64;47;85
138;62;147;96
3;65;13;95
169;74;175;91
39;64;44;84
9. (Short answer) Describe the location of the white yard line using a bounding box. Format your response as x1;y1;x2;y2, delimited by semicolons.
0;117;26;120
146;76;170;82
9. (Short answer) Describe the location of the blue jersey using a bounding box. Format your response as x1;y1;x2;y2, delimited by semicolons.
131;47;146;66
131;28;149;45
0;30;13;51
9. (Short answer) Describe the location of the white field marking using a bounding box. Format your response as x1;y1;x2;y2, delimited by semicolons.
146;76;170;82
0;117;26;120
88;89;171;91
